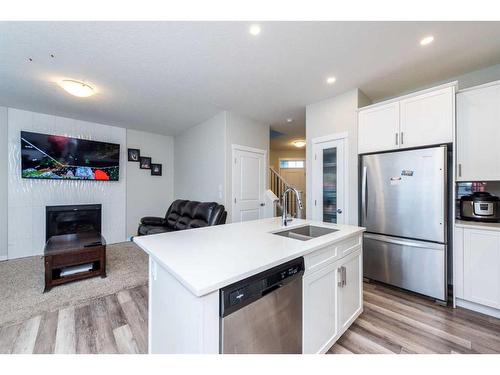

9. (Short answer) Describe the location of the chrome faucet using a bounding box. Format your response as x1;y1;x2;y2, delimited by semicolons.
281;187;304;226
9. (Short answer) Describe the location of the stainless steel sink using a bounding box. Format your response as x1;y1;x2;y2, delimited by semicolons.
273;225;338;241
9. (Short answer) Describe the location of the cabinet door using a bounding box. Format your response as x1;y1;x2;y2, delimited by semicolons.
338;248;363;332
358;102;400;154
302;262;338;354
399;86;454;149
463;229;500;309
457;84;500;181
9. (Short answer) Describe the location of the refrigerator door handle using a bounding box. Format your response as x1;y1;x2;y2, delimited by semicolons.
361;166;368;225
364;233;445;250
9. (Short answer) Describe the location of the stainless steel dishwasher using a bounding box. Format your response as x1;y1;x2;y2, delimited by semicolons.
219;257;304;354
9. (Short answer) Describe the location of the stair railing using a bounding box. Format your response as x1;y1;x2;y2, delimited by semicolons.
269;166;302;218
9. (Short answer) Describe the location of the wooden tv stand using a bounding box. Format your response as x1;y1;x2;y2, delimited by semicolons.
44;231;106;292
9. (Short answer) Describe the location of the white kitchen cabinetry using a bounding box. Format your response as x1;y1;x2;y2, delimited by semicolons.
358;84;455;154
302;236;363;354
338;248;363;332
457;82;500;181
302;262;338;354
454;223;500;318
463;229;500;309
358;102;400;154
399;87;454;149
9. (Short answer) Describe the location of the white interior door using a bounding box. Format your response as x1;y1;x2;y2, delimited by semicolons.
232;146;266;223
312;137;346;224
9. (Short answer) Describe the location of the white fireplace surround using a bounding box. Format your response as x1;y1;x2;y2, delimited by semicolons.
7;108;127;259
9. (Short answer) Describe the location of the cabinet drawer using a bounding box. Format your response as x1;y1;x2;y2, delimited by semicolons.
50;247;104;267
305;235;362;272
305;245;338;272
337;235;362;257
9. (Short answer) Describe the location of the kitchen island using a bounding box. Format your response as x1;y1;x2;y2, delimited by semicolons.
133;217;365;354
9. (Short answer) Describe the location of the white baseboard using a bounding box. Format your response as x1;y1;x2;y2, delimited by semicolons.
456;298;500;319
0;255;7;262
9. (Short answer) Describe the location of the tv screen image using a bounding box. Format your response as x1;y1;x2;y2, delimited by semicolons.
21;131;120;181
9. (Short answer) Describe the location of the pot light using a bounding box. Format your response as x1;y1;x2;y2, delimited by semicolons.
249;24;261;36
420;35;434;46
326;76;336;84
292;140;306;148
58;80;95;98
286;118;293;123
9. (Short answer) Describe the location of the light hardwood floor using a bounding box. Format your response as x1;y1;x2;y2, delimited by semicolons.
2;282;500;354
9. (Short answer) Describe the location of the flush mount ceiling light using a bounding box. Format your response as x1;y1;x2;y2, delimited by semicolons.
420;35;434;46
58;79;95;98
292;140;306;148
326;76;336;84
249;24;261;36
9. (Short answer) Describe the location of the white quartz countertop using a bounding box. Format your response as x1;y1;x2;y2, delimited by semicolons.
455;219;500;232
133;218;365;297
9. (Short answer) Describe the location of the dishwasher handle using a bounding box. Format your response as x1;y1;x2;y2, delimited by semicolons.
262;283;283;296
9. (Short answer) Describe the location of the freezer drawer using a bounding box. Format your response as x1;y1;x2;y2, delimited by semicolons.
363;233;446;301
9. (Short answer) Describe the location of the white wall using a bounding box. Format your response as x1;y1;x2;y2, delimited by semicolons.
7;108;127;259
0;107;7;261
225;111;270;221
126;129;174;239
174;111;269;222
306;89;370;225
174;112;227;203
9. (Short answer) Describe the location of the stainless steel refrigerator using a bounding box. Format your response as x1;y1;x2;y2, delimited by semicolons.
360;146;448;301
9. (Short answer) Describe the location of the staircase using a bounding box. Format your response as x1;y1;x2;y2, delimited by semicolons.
269;167;303;218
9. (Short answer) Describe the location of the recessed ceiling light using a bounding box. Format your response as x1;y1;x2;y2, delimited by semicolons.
326;76;336;84
420;35;434;46
286;118;293;123
58;80;95;98
249;24;261;36
292;140;306;148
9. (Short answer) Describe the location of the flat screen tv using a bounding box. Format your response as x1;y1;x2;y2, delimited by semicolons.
21;131;120;181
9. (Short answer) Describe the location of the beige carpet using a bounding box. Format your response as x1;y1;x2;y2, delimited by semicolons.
0;241;148;326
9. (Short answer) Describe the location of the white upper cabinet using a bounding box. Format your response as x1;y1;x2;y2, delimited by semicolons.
399;87;454;148
457;82;500;181
358;102;400;154
358;84;455;154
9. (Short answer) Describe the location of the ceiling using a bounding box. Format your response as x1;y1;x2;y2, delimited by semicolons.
2;22;500;150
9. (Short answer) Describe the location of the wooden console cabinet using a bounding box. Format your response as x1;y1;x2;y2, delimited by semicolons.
44;231;106;292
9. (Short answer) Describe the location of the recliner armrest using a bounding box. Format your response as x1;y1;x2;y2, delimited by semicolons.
140;216;166;226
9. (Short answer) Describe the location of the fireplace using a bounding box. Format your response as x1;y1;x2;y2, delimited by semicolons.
46;204;102;240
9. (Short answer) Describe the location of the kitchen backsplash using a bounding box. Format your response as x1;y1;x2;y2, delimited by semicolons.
456;181;500;199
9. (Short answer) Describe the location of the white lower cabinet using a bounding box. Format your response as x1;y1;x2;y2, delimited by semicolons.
463;229;500;309
302;261;339;354
338;249;363;332
302;243;363;354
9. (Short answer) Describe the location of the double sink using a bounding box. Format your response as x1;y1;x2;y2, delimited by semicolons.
273;225;338;241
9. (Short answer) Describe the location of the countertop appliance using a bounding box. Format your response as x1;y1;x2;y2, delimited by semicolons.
219;257;304;354
361;146;449;301
460;192;500;222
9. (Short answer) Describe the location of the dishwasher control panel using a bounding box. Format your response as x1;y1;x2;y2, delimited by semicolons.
220;257;304;317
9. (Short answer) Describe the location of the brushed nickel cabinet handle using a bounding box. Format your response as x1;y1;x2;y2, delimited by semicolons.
401;132;404;145
337;268;343;287
458;163;462;177
395;132;398;145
